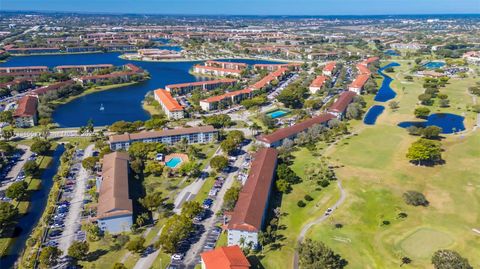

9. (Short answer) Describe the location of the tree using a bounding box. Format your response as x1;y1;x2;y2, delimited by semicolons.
23;160;40;177
345;103;362;119
68;241;89;260
1;127;15;141
438;98;450;108
223;183;241;211
421;126;442;139
276;179;291;193
406;138;442;165
82;156;99;171
181;201;203;219
38;117;52;126
30;139;52;155
418;93;433;105
128;142;165;160
298;239;348;269
403;191;429;206
139;191;163;212
414;107;430;118
401;257;412;267
39;246;62;268
6;181;28;200
220;139;237;155
203;114;232;128
126;237;146;253
0;141;15;155
431;250;472;269
144;160;164;176
0;202;19;233
210;155;229;172
113;263;128;269
0;110;13;124
158;214;194;254
388;101;400;110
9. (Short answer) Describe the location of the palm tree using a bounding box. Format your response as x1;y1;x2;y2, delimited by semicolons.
250;122;261;136
239;236;246;248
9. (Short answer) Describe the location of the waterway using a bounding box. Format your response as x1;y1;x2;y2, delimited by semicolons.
0;53;280;127
374;62;400;102
0;145;65;269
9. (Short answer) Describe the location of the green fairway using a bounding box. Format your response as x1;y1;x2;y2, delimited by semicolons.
399;228;453;259
304;62;480;268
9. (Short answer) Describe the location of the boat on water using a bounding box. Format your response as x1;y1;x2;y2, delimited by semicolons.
100;103;105;111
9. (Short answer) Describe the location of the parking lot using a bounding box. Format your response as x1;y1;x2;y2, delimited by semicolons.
169;142;251;268
0;145;33;193
38;145;94;266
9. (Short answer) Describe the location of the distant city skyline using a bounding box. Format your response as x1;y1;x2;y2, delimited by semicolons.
2;0;480;15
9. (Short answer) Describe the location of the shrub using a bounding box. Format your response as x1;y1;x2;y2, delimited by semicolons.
319;179;330;188
403;191;429;206
304;195;314;201
297;200;306;207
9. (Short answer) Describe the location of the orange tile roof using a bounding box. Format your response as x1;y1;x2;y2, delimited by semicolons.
356;64;371;75
310;75;327;88
361;57;380;65
154;89;184;111
205;60;247;68
14;95;38;117
350;74;370;88
201;88;252;103
201;246;250;269
166;78;236;89
323;61;336;72
194;65;242;74
257;113;335;145
328;91;357;113
251;67;287;89
227;148;278;232
97;152;133;220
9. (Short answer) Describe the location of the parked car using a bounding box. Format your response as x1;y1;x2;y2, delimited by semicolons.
171;253;184;261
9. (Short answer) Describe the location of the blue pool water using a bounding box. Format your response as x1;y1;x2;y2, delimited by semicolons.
166;157;183;168
398;113;465;134
384;50;400;56
363;105;385;125
424;61;445;69
0;53;281;127
267;110;289;119
374;62;400;102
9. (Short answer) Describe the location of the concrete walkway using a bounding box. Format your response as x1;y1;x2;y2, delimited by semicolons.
292;180;346;269
58;144;94;254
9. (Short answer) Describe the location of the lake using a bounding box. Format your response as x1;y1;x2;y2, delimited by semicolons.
363;105;385;125
398;113;465;134
424;61;445;69
0;53;280;127
374;62;400;102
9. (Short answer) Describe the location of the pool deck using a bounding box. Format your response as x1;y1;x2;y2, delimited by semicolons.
162;153;189;168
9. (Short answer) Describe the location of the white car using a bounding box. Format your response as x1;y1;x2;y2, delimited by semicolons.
171;254;183;261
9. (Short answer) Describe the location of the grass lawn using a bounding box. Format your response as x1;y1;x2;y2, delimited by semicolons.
303;63;480;268
259;147;341;269
55;137;92;149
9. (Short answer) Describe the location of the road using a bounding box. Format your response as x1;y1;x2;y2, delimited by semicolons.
58;144;94;254
182;144;249;267
292;180;347;269
131;225;165;269
0;144;32;191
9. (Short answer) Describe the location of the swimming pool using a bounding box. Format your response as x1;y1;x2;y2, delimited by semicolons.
398;113;465;134
384;50;400;56
424;61;445;69
363;105;385;125
165;157;183;168
267;109;289;119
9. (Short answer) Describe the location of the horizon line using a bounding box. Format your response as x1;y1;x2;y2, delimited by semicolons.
1;9;480;17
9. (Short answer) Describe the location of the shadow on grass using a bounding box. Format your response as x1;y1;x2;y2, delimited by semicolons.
85;249;109;262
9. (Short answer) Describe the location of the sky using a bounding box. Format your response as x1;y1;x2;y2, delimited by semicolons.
1;0;479;15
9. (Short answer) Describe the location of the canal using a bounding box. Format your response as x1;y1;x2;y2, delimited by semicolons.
0;53;280;127
0;145;65;269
